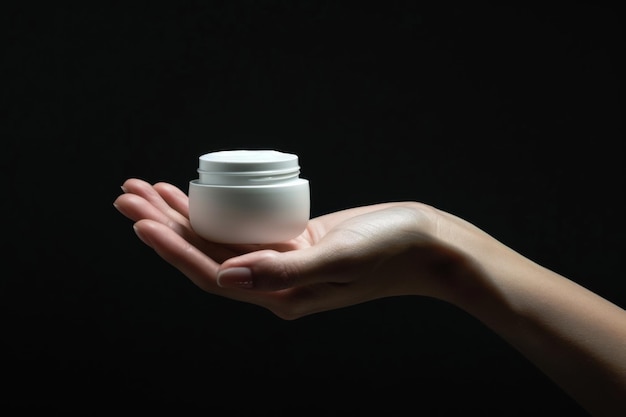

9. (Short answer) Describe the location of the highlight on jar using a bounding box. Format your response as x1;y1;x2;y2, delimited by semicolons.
188;149;310;244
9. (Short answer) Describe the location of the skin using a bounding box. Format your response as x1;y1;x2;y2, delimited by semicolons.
114;177;626;416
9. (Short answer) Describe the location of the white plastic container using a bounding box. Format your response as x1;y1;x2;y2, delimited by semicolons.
188;149;310;244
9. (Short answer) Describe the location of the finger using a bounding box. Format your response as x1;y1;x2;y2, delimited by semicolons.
153;181;190;219
117;178;196;246
214;246;382;320
116;193;244;264
121;179;253;256
133;219;221;292
133;219;292;309
121;178;188;226
216;241;357;292
114;192;185;233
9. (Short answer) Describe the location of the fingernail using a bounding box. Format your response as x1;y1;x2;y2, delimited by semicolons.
121;185;127;192
133;224;153;247
217;267;254;289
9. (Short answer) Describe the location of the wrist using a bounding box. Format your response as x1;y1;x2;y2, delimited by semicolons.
400;202;516;309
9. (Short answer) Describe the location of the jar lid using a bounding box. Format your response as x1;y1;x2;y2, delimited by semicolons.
197;150;301;185
199;149;298;172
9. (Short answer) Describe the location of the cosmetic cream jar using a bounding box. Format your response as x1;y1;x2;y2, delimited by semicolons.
188;150;310;244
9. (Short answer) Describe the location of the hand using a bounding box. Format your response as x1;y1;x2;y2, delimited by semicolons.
113;178;474;319
114;178;626;416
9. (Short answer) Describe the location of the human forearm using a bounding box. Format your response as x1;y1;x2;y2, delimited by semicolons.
432;210;626;416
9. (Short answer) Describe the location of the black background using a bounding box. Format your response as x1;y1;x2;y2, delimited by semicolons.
3;2;623;415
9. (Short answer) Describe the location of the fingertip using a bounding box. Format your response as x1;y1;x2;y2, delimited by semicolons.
153;181;174;190
218;250;298;291
153;181;188;200
121;177;151;194
133;221;153;247
120;177;136;191
113;193;130;213
216;267;254;289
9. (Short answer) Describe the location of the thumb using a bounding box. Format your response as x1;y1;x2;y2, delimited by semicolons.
216;246;347;291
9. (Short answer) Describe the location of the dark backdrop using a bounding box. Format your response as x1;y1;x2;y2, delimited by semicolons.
3;2;623;415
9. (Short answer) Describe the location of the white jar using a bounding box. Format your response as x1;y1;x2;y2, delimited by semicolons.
188;150;310;244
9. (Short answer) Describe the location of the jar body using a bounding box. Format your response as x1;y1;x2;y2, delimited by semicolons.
188;178;310;244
